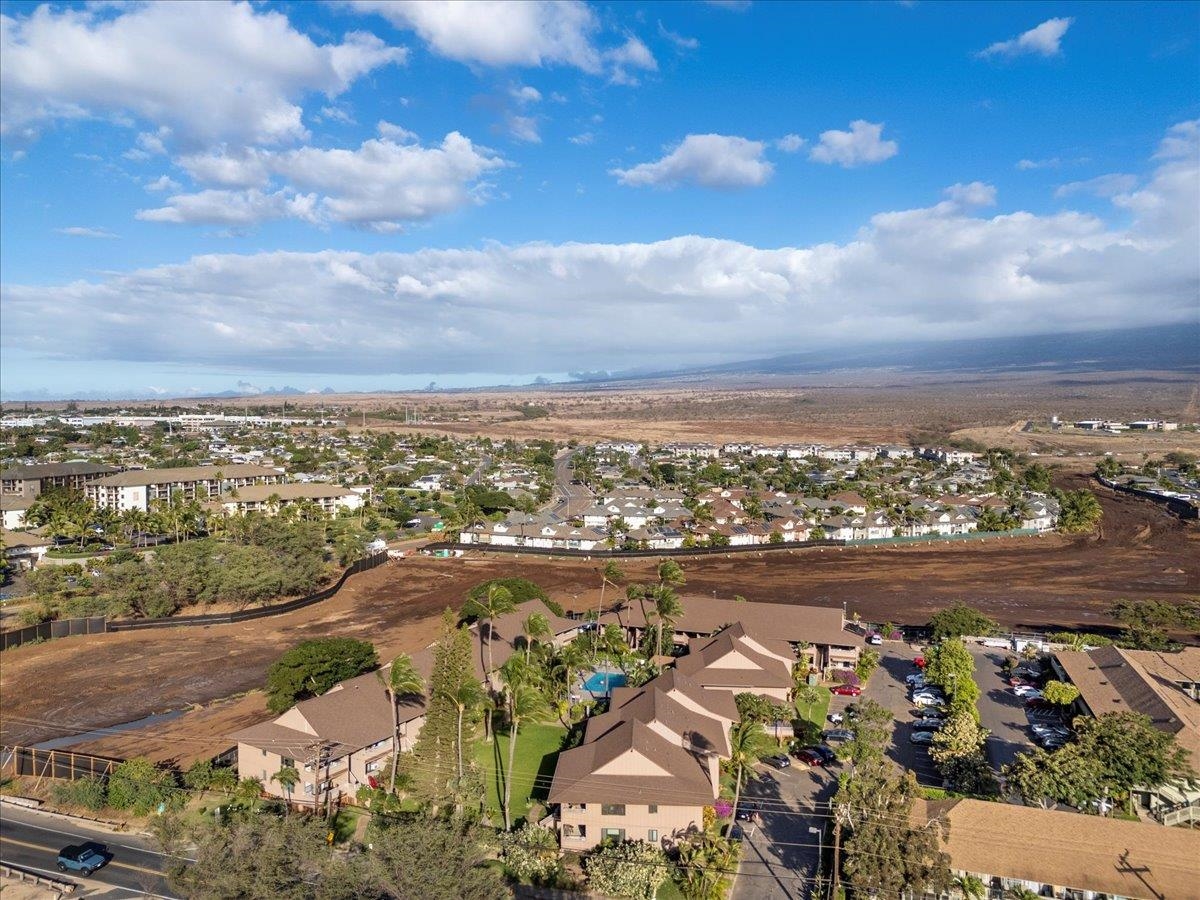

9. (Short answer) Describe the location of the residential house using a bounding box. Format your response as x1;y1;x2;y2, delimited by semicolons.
2;529;51;570
86;464;285;512
672;623;795;702
1;493;34;530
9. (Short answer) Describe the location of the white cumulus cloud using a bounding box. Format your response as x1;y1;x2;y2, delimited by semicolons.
612;134;772;189
141;133;507;231
979;18;1073;59
54;226;117;238
943;181;997;207
0;1;405;147
809;120;898;167
775;134;806;153
1055;173;1139;199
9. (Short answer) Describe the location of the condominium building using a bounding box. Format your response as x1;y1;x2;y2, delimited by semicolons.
1;462;119;498
86;464;285;512
213;483;366;516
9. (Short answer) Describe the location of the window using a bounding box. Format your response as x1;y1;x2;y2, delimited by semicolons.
366;761;381;773
648;804;658;814
647;829;658;842
261;749;268;756
601;828;625;842
282;758;294;768
601;804;625;816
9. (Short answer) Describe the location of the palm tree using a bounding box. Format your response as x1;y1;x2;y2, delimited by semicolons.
794;684;825;727
1005;888;1040;900
649;585;684;656
463;583;516;677
551;641;588;726
726;720;773;835
234;776;264;811
498;666;547;830
441;678;485;783
380;654;424;793
271;766;300;814
954;874;987;900
598;560;624;621
521;612;551;663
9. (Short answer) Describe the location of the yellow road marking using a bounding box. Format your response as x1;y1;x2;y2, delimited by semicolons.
0;834;164;878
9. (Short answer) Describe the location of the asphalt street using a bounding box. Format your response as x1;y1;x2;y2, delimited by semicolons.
551;449;593;517
0;804;178;898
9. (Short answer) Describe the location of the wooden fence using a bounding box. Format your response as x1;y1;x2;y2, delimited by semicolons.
0;551;387;650
2;745;121;782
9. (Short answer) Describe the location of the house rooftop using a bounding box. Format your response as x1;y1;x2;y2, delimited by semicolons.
1;462;119;480
919;797;1200;899
91;464;283;487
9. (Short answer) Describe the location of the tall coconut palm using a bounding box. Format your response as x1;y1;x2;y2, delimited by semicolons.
650;585;684;656
521;612;551;664
598;560;624;621
380;654;424;793
726;720;773;835
498;666;547;831
463;583;516;677
551;641;588;726
271;766;300;814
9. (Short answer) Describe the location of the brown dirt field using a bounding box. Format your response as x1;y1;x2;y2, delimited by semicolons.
2;474;1196;755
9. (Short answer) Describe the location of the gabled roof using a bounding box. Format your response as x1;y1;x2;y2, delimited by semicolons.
605;596;860;649
91;464;282;487
585;682;730;756
548;718;717;806
673;625;793;690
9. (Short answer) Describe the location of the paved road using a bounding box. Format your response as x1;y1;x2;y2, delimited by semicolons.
859;644;944;786
464;453;491;486
550;450;592;517
0;805;178;898
732;759;837;900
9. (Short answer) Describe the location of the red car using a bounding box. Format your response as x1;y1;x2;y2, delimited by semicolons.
831;685;862;696
913;656;926;669
793;749;826;767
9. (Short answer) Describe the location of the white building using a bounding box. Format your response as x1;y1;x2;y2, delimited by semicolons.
86;464;285;512
214;483;366;516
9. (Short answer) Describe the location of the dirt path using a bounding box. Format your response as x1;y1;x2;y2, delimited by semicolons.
2;475;1195;752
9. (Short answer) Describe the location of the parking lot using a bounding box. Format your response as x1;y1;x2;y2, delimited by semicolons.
968;646;1039;770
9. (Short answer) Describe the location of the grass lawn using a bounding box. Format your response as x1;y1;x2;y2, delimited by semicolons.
795;687;831;733
474;721;567;826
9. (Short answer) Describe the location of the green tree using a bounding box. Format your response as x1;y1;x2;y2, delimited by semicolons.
1041;680;1080;707
928;604;998;641
368;814;511;900
107;758;180;814
271;766;300;813
726;719;774;832
498;660;548;830
841;698;893;766
1054;488;1103;533
1094;456;1121;479
1075;711;1196;806
266;637;379;713
497;822;560;885
521;611;551;663
463;582;516;676
648;584;684;656
676;832;740;900
838;762;951;897
954;873;987;900
930;711;988;765
1108;599;1200;650
1002;746;1103;809
855;648;880;682
413;611;476;801
382;653;424;793
584;839;670;900
442;678;486;785
923;639;980;717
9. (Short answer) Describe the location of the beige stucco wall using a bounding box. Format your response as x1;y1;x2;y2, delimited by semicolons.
559;803;707;851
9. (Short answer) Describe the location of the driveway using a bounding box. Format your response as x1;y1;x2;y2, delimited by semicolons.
968;646;1035;771
733;758;837;900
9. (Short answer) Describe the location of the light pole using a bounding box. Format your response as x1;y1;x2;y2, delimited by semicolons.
808;824;824;899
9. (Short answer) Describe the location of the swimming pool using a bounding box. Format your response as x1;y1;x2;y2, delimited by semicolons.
582;671;628;694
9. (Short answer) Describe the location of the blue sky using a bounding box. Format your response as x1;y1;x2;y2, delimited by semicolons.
1;0;1197;398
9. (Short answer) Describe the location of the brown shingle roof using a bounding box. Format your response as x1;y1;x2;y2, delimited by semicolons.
672;625;793;691
604;596;860;649
1;462;119;481
222;483;359;502
548;719;717;806
585;684;730;756
920;797;1200;899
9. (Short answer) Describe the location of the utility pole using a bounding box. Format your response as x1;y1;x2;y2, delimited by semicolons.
829;804;844;900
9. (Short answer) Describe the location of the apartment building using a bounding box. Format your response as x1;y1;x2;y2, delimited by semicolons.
919;797;1200;899
86;464;284;512
603;595;863;672
213;482;366;516
1;462;119;498
1051;645;1200;825
232;665;425;810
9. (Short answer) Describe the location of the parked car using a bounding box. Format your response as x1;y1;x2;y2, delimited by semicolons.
1012;685;1043;698
911;721;943;733
913;715;946;727
57;843;108;876
909;731;935;745
737;800;759;820
767;754;791;769
827;712;845;725
823;729;854;742
905;674;926;686
867;633;883;646
913;696;945;709
1008;676;1038;687
911;689;945;702
794;749;826;767
831;685;862;696
1025;697;1054;709
913;656;926;669
810;745;838;765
